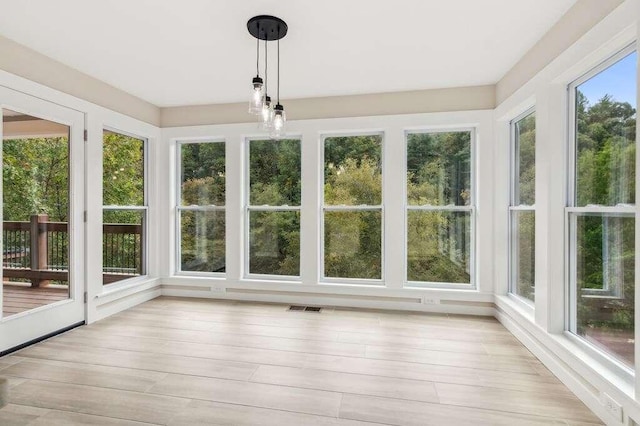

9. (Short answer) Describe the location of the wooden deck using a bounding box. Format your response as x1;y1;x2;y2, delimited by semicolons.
2;284;68;317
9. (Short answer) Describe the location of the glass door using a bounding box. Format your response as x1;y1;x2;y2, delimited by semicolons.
0;87;85;353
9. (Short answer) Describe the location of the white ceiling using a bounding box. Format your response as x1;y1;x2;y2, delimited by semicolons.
0;0;576;107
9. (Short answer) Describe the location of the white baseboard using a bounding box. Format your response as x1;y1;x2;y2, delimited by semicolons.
160;279;495;316
93;279;162;322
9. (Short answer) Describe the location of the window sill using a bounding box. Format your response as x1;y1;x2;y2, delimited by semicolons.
97;275;159;299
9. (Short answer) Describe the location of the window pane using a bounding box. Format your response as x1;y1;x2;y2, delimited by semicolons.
324;135;382;206
511;210;535;302
407;211;470;284
575;213;634;366
514;114;536;205
180;210;225;273
407;132;471;206
249;211;300;276
103;131;144;206
181;142;225;206
103;209;145;284
575;52;636;207
249;139;301;206
324;210;381;279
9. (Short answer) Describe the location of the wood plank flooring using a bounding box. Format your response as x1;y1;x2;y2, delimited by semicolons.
2;284;68;317
0;296;603;425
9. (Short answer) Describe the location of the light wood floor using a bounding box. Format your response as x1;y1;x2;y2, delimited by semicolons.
0;297;602;425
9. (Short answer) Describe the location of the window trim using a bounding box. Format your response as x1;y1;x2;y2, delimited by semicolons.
320;132;385;285
404;127;476;289
102;127;149;286
175;139;226;277
565;43;637;374
244;136;302;281
508;108;536;305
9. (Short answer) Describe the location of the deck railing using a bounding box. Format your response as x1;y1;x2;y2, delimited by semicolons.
3;214;142;286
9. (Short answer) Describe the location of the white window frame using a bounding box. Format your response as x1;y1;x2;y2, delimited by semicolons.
565;43;636;376
321;132;385;285
508;109;536;304
175;139;226;277
102;127;149;285
244;137;302;281
404;127;476;289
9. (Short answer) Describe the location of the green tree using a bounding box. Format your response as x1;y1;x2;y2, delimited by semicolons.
324;136;382;279
574;90;636;364
3;137;69;222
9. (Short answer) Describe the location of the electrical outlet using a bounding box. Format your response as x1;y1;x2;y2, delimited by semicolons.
601;392;623;423
422;297;440;305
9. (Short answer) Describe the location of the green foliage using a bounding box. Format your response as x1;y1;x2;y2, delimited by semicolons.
407;211;470;283
324;211;381;279
180;211;225;273
103;131;144;206
574;90;636;351
516;114;536;206
181;142;225;206
511;113;536;301
247;139;301;276
102;132;146;280
249;211;300;276
323;136;382;279
2;131;147;283
407;132;471;206
3;137;69;221
406;131;471;284
250;139;301;205
513;212;535;301
325;158;381;205
325;135;381;175
180;142;226;272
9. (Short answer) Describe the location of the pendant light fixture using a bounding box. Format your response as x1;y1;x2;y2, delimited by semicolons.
260;38;273;130
248;35;264;115
247;15;287;138
270;38;286;139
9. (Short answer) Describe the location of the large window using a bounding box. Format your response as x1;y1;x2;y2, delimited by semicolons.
406;130;473;285
177;141;225;273
323;134;383;281
569;48;636;367
247;138;301;277
509;111;536;302
103;130;146;284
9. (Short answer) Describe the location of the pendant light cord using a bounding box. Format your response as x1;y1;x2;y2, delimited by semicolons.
277;38;280;104
264;39;268;95
256;35;259;76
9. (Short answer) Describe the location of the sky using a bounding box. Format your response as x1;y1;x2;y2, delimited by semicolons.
578;51;637;107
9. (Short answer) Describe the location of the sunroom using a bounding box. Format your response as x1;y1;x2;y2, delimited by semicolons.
0;1;638;425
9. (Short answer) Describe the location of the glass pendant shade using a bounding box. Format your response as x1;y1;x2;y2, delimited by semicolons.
248;76;264;114
260;96;274;129
270;104;286;139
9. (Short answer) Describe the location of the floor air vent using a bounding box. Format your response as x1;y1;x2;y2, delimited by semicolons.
289;305;322;312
